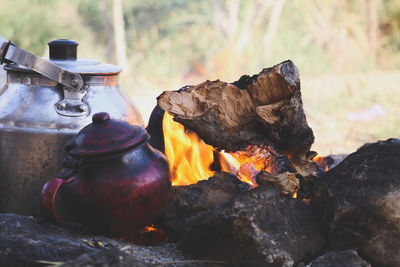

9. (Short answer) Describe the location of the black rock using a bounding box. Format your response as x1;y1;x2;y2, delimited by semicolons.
160;172;249;241
62;247;224;267
62;248;152;267
305;250;371;267
311;139;400;266
181;186;325;266
0;213;188;267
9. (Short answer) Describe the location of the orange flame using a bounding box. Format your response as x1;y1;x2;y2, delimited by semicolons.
313;156;330;172
163;113;267;187
163;112;215;185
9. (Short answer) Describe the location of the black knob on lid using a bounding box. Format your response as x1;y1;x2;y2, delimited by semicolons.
48;39;78;60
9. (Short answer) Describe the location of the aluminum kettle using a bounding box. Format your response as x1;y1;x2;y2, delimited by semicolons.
0;37;144;216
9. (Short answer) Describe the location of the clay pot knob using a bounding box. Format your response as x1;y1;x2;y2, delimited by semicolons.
92;112;110;123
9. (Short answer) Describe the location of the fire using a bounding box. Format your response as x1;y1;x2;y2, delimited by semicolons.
163;112;215;185
312;156;330;172
162;112;331;199
163;112;262;187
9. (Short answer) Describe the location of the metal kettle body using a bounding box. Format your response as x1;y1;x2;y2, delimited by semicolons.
0;39;144;216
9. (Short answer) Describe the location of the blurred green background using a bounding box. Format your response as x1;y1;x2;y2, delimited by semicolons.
1;0;399;155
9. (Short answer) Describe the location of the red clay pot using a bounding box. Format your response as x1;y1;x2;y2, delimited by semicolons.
41;112;171;238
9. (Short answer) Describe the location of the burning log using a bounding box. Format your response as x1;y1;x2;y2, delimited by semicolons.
158;60;312;155
157;60;320;193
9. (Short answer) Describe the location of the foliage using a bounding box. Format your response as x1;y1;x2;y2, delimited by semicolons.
381;0;400;66
0;0;106;58
0;0;399;153
2;0;400;75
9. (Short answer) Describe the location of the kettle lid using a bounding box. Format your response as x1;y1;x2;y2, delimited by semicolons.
5;39;122;76
66;112;149;157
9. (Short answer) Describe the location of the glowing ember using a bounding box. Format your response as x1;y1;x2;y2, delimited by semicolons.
135;224;168;245
219;151;257;187
143;225;158;232
228;146;275;173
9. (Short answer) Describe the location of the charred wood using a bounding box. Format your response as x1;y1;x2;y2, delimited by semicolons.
256;171;299;195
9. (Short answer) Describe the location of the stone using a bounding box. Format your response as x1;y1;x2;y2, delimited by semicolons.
311;138;400;266
160;172;249;241
62;248;224;267
305;250;371;267
62;248;152;267
181;186;325;266
0;213;189;266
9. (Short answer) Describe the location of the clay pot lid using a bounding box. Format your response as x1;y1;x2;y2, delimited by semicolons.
66;112;149;157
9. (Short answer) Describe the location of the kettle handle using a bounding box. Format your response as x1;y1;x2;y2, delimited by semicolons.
40;177;76;224
0;38;83;90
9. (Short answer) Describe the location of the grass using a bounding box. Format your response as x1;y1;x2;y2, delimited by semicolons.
302;71;400;155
